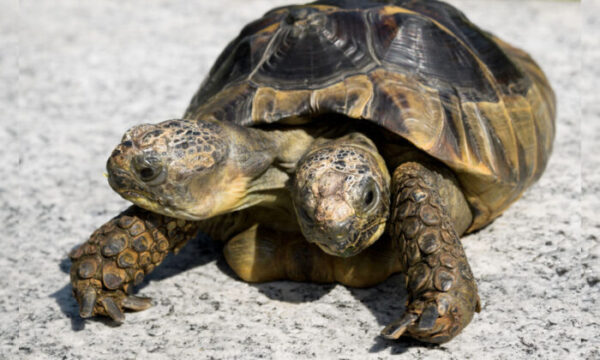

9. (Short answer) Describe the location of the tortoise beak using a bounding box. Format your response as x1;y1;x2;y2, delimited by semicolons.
308;218;361;257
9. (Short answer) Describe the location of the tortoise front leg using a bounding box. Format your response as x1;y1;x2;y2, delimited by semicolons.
69;206;200;322
381;162;481;343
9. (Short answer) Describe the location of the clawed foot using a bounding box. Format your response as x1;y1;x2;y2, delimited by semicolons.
76;285;152;323
381;291;480;344
69;209;176;323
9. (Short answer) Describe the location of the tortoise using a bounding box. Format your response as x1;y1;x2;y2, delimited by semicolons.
69;0;555;344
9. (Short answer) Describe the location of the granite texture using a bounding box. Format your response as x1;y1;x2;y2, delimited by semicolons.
4;0;597;359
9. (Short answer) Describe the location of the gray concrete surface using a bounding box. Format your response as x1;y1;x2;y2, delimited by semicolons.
3;0;598;359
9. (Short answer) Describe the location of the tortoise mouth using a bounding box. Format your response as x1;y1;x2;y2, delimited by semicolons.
118;189;195;220
107;167;184;218
307;218;387;258
317;242;363;258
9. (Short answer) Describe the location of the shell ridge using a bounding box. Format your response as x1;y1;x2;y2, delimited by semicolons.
363;10;383;67
443;88;472;172
248;22;292;82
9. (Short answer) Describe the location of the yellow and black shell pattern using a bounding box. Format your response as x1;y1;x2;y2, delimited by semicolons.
184;0;556;231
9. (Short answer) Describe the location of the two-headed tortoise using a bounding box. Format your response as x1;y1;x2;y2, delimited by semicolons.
69;0;555;344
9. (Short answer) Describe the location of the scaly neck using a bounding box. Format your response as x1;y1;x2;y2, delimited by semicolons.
219;123;317;213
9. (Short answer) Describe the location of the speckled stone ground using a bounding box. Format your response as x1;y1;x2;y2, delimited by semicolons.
581;2;600;358
4;0;597;359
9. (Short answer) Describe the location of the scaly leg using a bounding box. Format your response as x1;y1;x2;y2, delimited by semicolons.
381;162;481;343
69;206;200;322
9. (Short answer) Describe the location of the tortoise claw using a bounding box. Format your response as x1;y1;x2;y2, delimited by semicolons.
380;312;418;339
75;286;153;323
101;297;125;323
416;303;439;331
79;287;97;318
381;302;440;340
121;295;153;311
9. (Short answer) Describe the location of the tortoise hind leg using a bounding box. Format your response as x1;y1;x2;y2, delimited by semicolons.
381;161;481;344
224;224;401;287
224;224;336;283
223;224;289;283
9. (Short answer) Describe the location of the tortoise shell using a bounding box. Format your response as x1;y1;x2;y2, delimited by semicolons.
183;0;556;231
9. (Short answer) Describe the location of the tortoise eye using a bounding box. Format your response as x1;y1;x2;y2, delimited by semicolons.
137;164;166;185
364;190;374;206
132;153;167;185
139;167;156;181
361;179;379;212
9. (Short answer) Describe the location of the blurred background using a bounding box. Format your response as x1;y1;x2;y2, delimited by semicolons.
2;1;597;359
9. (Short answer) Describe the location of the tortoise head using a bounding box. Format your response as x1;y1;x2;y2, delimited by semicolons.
292;133;390;257
107;119;273;220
